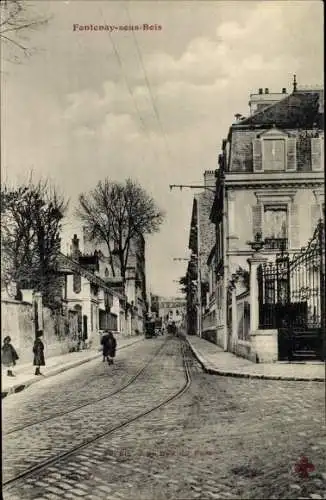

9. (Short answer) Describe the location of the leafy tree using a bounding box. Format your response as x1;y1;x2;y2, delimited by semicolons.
1;179;68;307
76;178;165;281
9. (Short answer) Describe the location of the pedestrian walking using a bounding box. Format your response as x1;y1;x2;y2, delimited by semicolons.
2;336;19;377
101;330;117;365
33;330;45;375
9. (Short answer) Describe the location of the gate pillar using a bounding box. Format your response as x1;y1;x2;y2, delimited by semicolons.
33;291;43;334
247;255;267;334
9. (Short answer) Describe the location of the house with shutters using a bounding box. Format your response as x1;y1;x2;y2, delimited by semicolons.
57;234;128;347
83;229;148;335
209;81;324;354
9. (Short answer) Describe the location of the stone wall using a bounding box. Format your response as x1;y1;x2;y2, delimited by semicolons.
197;191;215;281
1;299;70;364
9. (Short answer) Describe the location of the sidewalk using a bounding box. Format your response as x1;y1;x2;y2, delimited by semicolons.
2;335;144;399
185;334;325;381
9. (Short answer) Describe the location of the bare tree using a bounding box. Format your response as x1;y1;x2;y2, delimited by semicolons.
76;178;165;281
1;179;68;307
0;0;49;62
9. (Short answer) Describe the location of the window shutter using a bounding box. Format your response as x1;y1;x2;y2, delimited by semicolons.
290;204;299;248
253;139;263;172
311;137;323;171
311;204;322;230
252;205;263;238
286;137;297;172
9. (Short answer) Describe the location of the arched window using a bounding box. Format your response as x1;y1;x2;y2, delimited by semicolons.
105;268;109;277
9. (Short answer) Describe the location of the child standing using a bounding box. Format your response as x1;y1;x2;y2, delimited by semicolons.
33;330;45;376
2;336;19;377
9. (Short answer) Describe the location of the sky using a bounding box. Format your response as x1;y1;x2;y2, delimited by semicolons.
1;0;323;298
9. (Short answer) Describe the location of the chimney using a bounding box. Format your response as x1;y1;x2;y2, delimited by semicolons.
258;88;263;95
203;170;215;188
265;88;269;94
293;74;297;92
71;234;80;262
282;88;287;94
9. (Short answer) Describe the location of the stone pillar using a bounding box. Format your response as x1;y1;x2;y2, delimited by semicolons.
231;288;237;350
247;254;267;334
33;291;43;332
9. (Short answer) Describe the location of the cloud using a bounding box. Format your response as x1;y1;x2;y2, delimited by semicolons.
2;0;323;296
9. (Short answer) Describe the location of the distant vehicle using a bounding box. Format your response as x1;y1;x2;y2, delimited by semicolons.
154;318;163;336
145;319;156;338
167;321;177;335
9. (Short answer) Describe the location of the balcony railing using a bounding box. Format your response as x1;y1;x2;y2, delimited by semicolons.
264;238;288;251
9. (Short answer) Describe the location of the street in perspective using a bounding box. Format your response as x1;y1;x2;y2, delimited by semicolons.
1;1;325;500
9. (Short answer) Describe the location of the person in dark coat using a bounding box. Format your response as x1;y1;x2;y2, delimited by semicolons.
33;330;45;375
101;330;117;365
2;336;19;377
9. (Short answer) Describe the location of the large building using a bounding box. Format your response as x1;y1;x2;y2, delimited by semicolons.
186;171;215;337
209;80;324;358
59;234;127;343
158;296;186;327
83;230;147;334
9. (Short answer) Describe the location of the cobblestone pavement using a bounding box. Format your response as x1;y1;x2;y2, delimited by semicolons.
3;337;326;500
2;339;165;434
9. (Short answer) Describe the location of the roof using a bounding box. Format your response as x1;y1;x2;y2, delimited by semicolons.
57;253;125;300
235;91;323;129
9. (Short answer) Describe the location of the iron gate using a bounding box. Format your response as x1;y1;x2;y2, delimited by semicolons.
258;220;325;360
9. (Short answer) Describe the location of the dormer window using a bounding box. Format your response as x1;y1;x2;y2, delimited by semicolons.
253;128;296;173
263;139;285;171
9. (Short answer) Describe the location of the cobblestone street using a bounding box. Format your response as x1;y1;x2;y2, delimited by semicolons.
3;336;326;500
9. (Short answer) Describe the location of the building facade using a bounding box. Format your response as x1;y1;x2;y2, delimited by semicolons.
210;83;324;359
158;296;186;328
186;171;216;337
58;234;128;346
83;230;147;335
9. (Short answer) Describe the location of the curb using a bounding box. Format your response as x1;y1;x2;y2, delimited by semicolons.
2;337;144;399
185;338;325;382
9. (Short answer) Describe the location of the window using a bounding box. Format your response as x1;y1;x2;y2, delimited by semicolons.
263;139;285;171
253;129;297;172
263;205;288;250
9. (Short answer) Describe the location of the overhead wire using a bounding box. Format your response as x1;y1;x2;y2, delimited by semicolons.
97;4;164;175
124;2;173;163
